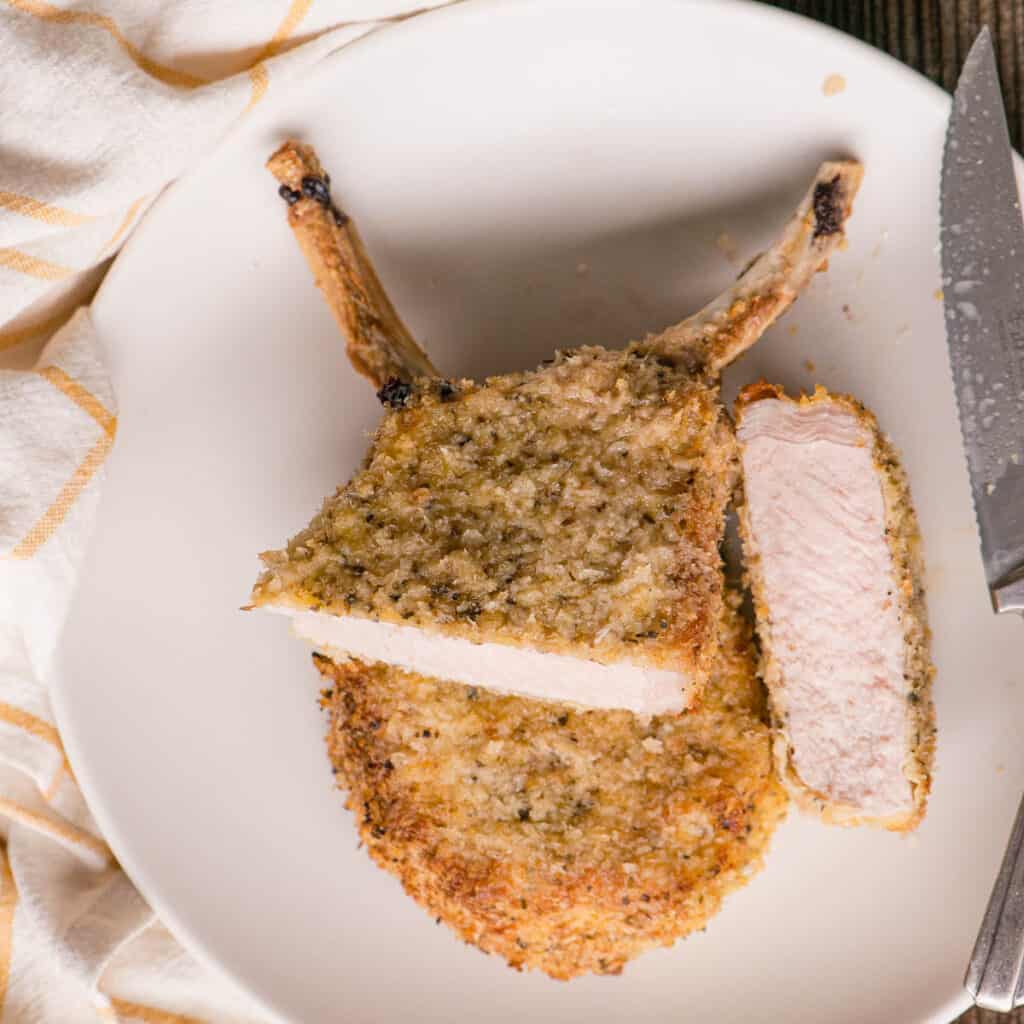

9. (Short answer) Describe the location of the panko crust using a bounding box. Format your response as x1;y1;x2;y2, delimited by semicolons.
735;383;935;832
315;592;787;979
256;346;738;698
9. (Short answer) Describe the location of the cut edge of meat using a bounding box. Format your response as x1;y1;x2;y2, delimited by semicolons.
282;607;692;714
735;382;935;832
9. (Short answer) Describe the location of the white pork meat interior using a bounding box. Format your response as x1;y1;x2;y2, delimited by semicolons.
738;397;912;818
277;609;689;714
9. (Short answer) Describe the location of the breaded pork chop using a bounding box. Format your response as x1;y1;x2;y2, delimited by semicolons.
255;144;863;713
315;591;787;979
735;384;935;831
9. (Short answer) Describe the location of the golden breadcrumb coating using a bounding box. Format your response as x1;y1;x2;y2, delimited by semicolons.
315;592;787;979
256;346;736;694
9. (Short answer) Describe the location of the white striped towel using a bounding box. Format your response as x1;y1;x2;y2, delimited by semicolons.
0;3;453;1021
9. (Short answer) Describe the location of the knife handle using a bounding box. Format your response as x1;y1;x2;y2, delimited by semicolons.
966;788;1024;1011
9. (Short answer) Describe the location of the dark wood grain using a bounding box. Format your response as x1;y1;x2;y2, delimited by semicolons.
762;7;1020;1021
767;0;1024;146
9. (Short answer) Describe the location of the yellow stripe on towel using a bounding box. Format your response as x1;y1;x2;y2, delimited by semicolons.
0;190;93;227
37;366;117;438
0;248;74;281
11;433;114;559
244;0;315;112
108;998;208;1024
0;798;109;863
0;848;16;1020
5;0;207;89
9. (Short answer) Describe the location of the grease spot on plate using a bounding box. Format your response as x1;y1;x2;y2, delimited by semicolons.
823;73;846;96
715;232;738;262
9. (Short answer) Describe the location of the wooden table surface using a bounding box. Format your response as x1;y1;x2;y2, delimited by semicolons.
763;7;1020;1023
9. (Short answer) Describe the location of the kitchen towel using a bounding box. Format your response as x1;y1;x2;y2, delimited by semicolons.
0;3;452;1020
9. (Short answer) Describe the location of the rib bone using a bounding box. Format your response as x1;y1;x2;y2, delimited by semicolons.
270;144;861;388
267;140;439;389
637;160;864;373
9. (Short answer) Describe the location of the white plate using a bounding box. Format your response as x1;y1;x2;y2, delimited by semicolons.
55;1;1016;1021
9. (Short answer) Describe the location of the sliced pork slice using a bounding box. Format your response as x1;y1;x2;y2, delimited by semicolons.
253;150;862;714
735;383;935;830
254;347;734;714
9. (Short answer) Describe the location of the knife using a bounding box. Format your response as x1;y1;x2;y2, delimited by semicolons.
942;26;1024;1013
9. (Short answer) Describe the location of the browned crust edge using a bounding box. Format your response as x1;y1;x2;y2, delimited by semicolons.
311;590;788;979
266;140;439;389
734;382;936;832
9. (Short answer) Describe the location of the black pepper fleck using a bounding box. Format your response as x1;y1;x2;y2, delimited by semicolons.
277;184;301;205
458;600;482;621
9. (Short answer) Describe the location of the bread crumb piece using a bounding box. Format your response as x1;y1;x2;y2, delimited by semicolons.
715;232;738;262
788;324;799;337
823;73;846;96
803;359;816;373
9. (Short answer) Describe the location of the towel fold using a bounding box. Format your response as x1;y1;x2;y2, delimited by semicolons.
0;3;451;1019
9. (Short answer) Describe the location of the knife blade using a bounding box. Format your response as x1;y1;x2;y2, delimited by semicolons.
945;27;1024;1014
941;26;1024;609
